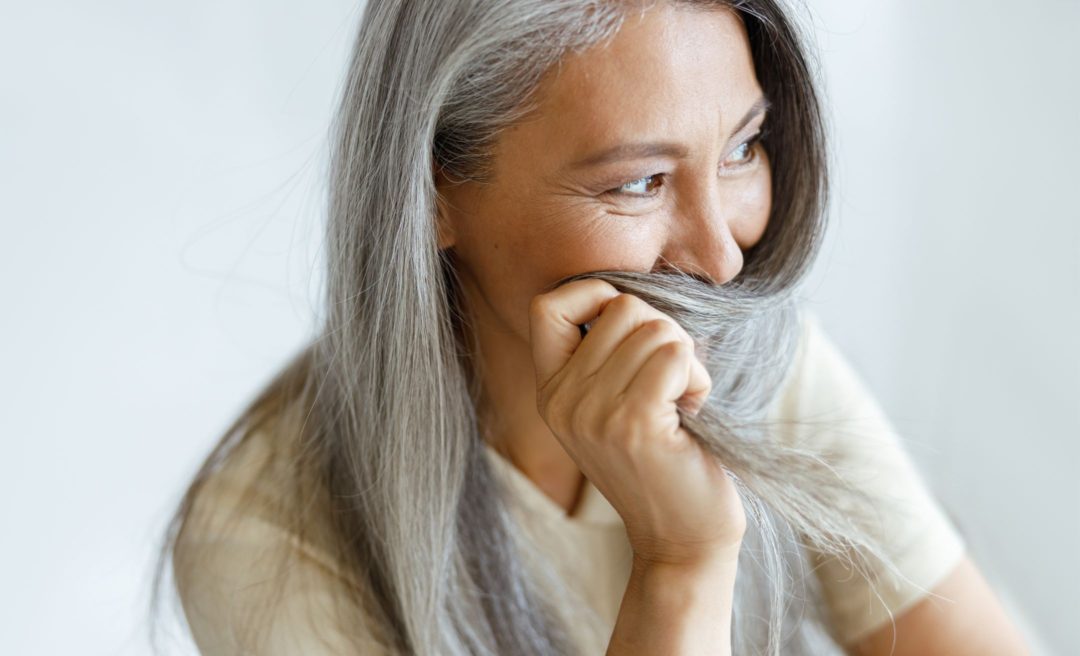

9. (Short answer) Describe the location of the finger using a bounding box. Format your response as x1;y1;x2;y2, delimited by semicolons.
624;340;712;416
574;293;696;379
682;355;712;414
593;318;691;397
528;278;621;388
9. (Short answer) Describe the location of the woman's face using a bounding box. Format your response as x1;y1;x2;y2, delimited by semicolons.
436;4;771;345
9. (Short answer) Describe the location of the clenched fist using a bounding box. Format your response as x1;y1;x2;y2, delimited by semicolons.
529;278;746;568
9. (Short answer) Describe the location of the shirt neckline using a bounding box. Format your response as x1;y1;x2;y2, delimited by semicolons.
482;441;624;528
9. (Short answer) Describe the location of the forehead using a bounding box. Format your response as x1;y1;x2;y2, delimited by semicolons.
522;4;759;149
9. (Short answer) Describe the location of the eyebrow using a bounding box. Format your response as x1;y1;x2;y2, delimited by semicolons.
566;94;771;170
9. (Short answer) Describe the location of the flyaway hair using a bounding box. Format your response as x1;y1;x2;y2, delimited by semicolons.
149;1;917;654
551;267;917;654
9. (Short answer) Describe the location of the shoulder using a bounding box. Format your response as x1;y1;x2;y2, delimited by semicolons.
764;308;968;645
766;307;907;455
172;422;396;655
766;307;859;432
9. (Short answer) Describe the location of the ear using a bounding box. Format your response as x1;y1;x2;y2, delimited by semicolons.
434;194;457;251
433;163;457;251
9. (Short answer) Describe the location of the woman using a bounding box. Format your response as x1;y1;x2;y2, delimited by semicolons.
151;0;1031;654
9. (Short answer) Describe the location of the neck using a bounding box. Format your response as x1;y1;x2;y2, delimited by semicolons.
458;278;586;516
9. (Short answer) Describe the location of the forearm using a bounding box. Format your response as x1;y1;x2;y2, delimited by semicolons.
606;554;739;656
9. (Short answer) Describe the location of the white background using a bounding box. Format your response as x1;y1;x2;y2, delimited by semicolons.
1;1;1075;654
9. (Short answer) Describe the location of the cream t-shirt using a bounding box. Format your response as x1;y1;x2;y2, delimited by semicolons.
173;308;966;654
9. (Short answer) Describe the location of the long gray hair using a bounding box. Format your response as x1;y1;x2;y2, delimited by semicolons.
151;1;910;654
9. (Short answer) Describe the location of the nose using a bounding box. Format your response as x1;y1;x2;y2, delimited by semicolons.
653;202;745;286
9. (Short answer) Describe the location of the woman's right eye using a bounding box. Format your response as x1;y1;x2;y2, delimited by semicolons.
606;174;664;198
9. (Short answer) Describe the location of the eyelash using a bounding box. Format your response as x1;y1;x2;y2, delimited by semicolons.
604;129;767;199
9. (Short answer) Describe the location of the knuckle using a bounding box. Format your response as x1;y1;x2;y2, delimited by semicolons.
701;374;714;394
663;321;688;345
664;318;694;346
608;292;638;314
661;339;688;358
528;293;551;320
696;359;713;386
641;316;686;346
589;278;619;295
641;317;671;337
677;326;696;348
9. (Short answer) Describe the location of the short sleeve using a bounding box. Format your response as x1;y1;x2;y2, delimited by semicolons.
767;308;967;646
172;436;395;655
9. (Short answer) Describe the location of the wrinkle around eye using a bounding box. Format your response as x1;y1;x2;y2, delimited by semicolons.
541;174;651;210
537;186;663;227
519;187;626;227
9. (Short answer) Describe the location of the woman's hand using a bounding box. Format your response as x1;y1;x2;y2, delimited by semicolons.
528;278;746;568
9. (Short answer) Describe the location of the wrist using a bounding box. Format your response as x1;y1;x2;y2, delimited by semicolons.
631;539;743;574
624;549;739;647
608;544;740;655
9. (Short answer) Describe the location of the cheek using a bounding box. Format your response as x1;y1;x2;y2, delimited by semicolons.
500;205;657;335
733;153;772;248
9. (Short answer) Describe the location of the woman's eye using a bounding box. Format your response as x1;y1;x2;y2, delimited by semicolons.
609;174;663;198
605;131;765;198
722;131;764;169
728;142;752;163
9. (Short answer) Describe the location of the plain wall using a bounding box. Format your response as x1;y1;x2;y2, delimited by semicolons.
1;1;1075;654
804;3;1078;654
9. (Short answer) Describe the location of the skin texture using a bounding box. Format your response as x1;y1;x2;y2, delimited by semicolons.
526;277;745;566
849;557;1031;655
435;3;771;518
436;3;1032;654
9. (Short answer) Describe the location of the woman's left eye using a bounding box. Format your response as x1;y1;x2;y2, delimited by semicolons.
610;174;663;198
726;141;753;164
722;131;764;169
